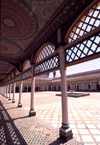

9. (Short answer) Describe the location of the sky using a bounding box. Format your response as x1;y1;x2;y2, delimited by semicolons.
49;58;100;78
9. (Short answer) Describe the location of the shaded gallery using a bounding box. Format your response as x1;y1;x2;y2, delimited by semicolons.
0;0;100;143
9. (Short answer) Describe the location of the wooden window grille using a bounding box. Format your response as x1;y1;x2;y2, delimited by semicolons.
66;32;100;63
36;45;55;63
67;1;100;43
24;60;31;70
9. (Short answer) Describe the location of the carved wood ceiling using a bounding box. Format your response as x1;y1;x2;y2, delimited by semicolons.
0;0;93;82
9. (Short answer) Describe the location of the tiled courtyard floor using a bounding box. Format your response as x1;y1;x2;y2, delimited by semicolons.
0;91;100;145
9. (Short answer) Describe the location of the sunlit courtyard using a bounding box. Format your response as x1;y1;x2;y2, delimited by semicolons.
0;91;100;145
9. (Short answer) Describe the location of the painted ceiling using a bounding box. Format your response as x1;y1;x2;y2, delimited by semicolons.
0;0;93;82
1;0;63;59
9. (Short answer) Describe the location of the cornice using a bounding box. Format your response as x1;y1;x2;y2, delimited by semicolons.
0;56;21;63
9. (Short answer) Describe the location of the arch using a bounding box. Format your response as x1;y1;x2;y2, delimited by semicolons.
15;69;19;76
11;71;14;79
22;59;31;71
35;42;55;63
65;0;100;43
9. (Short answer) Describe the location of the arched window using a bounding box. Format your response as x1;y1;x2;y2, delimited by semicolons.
15;69;19;76
23;60;31;71
36;43;55;63
66;1;100;43
65;1;100;64
11;72;14;79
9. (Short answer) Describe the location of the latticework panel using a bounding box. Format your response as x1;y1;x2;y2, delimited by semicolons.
66;32;100;64
22;69;32;80
36;45;55;63
34;54;59;75
68;1;100;43
14;75;21;82
24;61;31;70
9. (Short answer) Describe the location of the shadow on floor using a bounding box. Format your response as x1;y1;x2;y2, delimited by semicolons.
49;137;65;145
0;101;27;145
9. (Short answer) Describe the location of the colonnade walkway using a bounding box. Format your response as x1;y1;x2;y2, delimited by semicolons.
0;92;100;145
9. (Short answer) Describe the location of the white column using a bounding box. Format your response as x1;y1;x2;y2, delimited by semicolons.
58;47;73;141
38;85;39;91
82;82;84;91
75;83;77;91
47;85;48;91
6;85;8;98
43;85;44;91
99;81;100;90
90;82;92;91
18;74;23;107
8;84;12;100
27;85;28;92
51;85;52;91
12;82;16;103
29;65;36;116
56;85;57;91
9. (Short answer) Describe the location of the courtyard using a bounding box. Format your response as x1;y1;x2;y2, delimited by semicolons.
0;91;100;144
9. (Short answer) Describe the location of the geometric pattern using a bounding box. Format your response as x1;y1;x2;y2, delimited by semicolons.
36;45;55;63
1;0;38;40
22;69;32;80
34;54;59;75
24;61;31;70
0;39;21;56
65;32;100;64
68;1;100;43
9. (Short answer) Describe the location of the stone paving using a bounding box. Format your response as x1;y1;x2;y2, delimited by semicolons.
0;91;100;145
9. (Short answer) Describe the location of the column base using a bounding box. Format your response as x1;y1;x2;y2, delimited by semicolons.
59;127;73;142
12;100;15;103
29;110;36;116
8;98;11;100
18;103;22;107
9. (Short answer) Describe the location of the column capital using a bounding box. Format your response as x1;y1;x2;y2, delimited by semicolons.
57;46;64;54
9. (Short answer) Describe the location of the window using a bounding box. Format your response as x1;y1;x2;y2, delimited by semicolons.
66;1;100;43
36;44;55;63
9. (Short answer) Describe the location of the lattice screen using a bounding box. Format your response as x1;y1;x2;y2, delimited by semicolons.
24;61;31;70
34;54;59;75
36;45;55;63
66;32;100;63
68;2;100;43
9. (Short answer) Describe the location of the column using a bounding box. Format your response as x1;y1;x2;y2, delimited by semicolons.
6;85;8;98
99;81;100;90
12;82;16;103
90;82;92;91
75;83;77;91
51;85;52;91
27;84;28;92
18;74;23;107
58;47;73;141
8;84;12;100
70;84;71;90
56;85;57;91
82;82;84;91
29;65;36;116
38;85;39;91
47;85;48;91
43;85;44;91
